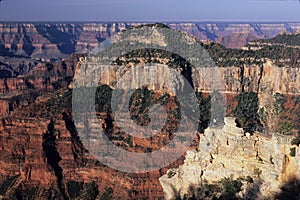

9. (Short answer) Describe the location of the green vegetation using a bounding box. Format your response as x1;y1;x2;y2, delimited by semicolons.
95;85;113;113
203;32;300;68
290;147;296;157
13;187;38;200
127;23;170;30
198;177;243;200
245;176;254;184
260;32;300;46
219;177;243;198
125;137;133;148
277;121;293;134
66;181;99;200
291;136;300;146
202;42;265;67
129;87;155;126
167;171;176;178
40;188;60;200
114;23;300;70
196;92;211;133
258;107;267;127
67;181;83;199
98;187;113;200
233;92;261;133
203;183;222;199
76;181;99;200
274;93;284;115
254;168;262;178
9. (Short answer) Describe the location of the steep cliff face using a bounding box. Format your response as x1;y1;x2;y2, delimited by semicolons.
1;22;299;82
0;53;80;117
0;52;79;90
73;25;300;96
76;55;300;97
0;88;187;199
1;22;300;60
0;23;130;59
159;117;300;199
209;61;300;94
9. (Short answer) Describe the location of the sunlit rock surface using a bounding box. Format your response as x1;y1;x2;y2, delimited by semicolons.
160;117;299;199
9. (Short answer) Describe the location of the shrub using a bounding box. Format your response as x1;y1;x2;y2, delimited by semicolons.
233;92;261;133
66;181;83;199
77;181;99;200
245;176;254;184
290;148;296;157
254;168;262;178
196;92;211;133
291;137;300;146
219;177;243;198
274;93;284;115
99;187;113;200
277;121;293;134
95;85;113;113
167;171;176;178
204;183;222;198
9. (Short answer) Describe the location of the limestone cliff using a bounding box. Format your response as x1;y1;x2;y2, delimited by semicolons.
159;117;300;199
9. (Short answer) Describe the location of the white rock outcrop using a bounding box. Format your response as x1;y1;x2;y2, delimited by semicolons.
159;117;300;199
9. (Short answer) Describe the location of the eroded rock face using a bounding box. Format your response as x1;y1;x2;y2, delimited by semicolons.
0;54;81;117
159;117;299;199
0;23;129;58
75;56;300;96
0;87;190;199
1;24;300;199
1;22;300;60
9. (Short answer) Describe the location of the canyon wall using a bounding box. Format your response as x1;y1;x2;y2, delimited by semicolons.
74;56;300;97
1;22;300;60
1;23;300;199
0;88;187;199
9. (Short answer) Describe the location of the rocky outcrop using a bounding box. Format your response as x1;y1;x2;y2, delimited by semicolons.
159;117;300;199
1;22;300;60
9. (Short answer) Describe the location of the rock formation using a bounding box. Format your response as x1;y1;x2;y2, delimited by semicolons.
159;117;300;199
1;22;300;61
0;23;300;199
0;87;187;199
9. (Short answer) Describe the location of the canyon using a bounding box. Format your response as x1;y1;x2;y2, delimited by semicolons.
1;22;300;60
0;23;300;199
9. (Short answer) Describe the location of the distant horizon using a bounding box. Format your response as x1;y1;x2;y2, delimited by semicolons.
1;0;300;22
1;20;300;24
